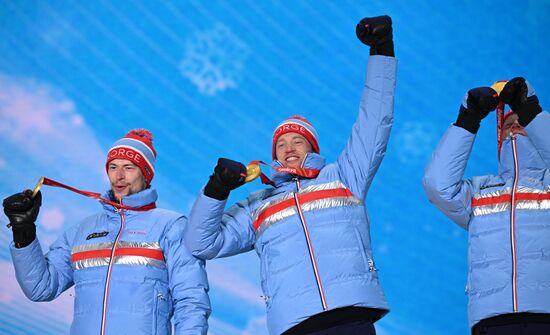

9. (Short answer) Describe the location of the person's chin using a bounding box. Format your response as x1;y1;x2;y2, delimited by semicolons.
112;189;129;200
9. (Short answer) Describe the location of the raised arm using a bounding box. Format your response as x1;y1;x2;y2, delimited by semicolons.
4;190;75;301
423;126;475;230
500;77;550;166
166;216;211;335
184;158;256;260
423;87;499;229
337;15;397;199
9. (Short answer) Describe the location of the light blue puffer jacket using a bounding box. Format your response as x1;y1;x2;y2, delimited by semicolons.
10;188;211;335
185;55;396;335
423;111;550;331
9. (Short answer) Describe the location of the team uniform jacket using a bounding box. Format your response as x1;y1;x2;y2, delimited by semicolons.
185;55;397;335
423;111;550;331
10;188;211;335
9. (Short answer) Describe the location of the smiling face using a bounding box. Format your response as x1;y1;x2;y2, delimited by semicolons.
502;113;527;137
275;132;313;168
107;159;147;201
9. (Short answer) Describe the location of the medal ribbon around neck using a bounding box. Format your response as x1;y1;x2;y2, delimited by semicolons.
245;160;320;186
31;177;156;211
491;80;508;160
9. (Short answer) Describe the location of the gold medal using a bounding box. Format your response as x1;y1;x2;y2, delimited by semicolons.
32;176;45;198
491;80;508;96
245;163;261;183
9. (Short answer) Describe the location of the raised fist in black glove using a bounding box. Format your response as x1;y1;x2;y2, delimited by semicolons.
356;15;394;57
455;87;499;134
204;158;246;200
3;190;41;248
500;77;542;127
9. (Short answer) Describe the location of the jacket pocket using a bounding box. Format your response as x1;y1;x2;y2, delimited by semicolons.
152;282;171;335
466;262;479;298
260;243;272;309
353;226;378;280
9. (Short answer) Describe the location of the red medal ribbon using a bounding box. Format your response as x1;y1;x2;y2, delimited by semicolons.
40;177;156;211
248;160;320;186
496;101;505;160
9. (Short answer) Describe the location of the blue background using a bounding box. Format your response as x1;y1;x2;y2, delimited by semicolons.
1;1;549;334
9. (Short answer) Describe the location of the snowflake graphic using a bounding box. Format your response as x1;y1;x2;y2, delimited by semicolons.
395;121;438;164
179;23;249;96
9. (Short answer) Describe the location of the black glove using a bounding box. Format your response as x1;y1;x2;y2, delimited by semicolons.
3;190;41;248
204;158;246;200
455;87;499;134
499;77;542;127
356;15;394;57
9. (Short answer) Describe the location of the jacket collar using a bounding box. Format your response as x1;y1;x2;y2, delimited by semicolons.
498;135;546;180
101;188;158;215
270;152;326;187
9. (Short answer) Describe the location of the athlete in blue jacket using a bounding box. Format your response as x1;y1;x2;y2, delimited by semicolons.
185;16;396;335
423;78;550;335
3;129;211;335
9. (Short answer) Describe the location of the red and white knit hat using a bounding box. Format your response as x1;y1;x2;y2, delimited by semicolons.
272;115;320;160
106;129;157;185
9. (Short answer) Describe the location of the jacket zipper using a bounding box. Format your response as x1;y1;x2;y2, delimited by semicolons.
510;135;519;313
101;204;126;335
293;177;328;311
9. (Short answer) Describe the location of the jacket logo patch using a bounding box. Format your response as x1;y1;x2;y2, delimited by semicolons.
86;231;109;240
480;183;505;190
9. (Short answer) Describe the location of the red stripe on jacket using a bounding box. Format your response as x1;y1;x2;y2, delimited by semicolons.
472;191;550;207
253;188;354;231
72;247;165;262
